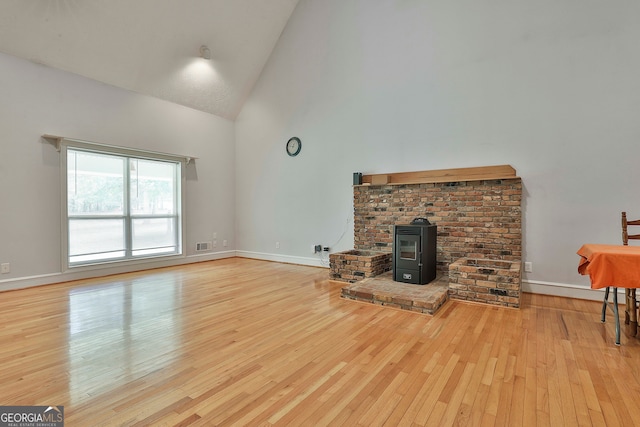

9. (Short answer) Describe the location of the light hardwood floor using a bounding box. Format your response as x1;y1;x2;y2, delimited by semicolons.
1;258;639;426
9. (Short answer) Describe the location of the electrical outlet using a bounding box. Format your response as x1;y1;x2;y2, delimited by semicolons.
1;263;10;274
212;240;217;248
524;262;533;273
223;240;228;247
276;242;280;249
213;232;217;239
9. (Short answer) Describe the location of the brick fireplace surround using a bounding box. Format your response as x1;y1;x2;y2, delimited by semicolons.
331;165;522;308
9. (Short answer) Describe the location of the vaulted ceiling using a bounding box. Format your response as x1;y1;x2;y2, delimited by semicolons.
0;0;299;120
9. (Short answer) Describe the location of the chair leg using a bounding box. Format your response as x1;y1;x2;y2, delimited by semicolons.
630;289;638;337
601;287;621;345
602;287;610;323
613;287;620;346
625;288;631;325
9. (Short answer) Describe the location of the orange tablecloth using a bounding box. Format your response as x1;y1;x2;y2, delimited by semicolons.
577;244;640;289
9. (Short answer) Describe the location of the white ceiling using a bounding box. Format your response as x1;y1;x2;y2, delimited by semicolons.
0;0;299;120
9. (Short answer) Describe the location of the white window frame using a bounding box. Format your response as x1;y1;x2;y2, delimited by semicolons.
59;138;187;272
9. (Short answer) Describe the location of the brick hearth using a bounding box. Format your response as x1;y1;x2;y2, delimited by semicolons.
329;250;392;283
340;272;448;315
449;258;522;308
336;166;523;313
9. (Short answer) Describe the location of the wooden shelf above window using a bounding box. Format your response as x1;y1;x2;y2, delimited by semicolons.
358;165;518;186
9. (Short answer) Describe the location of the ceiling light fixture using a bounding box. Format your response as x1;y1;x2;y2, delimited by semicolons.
199;45;212;60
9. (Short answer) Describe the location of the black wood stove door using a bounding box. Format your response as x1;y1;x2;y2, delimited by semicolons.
395;234;421;270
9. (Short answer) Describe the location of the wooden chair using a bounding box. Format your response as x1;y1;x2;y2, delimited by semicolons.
622;212;640;335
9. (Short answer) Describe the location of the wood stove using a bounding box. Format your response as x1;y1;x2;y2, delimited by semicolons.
393;219;437;285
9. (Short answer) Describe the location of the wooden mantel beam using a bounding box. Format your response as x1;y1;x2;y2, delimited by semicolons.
360;165;517;186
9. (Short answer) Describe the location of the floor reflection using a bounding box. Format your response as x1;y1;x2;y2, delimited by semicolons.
68;275;182;403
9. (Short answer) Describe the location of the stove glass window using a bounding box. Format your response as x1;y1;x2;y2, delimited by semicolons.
399;239;417;260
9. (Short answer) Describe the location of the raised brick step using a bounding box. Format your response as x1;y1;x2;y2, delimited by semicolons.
339;271;448;315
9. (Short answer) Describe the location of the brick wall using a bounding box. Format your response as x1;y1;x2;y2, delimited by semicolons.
353;179;522;271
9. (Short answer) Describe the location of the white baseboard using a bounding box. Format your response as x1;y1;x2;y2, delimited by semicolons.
236;251;330;268
0;251;236;292
523;279;623;302
0;252;622;304
237;255;618;302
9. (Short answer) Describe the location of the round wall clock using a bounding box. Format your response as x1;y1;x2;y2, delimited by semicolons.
286;137;302;157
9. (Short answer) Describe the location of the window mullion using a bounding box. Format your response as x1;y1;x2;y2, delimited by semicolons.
124;157;133;258
174;166;180;254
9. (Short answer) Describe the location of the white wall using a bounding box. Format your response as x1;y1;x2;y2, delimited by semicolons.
235;0;640;293
0;52;236;289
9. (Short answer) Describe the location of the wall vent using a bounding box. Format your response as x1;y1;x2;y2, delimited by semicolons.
196;241;212;251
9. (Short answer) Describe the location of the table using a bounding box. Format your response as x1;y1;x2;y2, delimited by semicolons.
577;243;640;345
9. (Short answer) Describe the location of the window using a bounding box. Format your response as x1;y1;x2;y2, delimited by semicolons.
62;140;184;268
